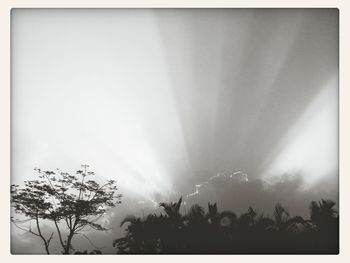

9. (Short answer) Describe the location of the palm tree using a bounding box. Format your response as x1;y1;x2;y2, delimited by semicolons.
206;202;237;229
207;202;219;225
113;214;163;253
159;197;182;220
309;199;338;230
254;213;275;232
218;210;237;228
184;204;206;226
113;198;339;254
273;203;305;233
158;197;185;253
237;206;258;230
113;215;143;253
308;199;339;254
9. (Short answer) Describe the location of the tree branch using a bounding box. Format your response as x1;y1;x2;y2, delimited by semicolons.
54;219;66;251
12;220;40;237
35;215;51;254
89;183;110;202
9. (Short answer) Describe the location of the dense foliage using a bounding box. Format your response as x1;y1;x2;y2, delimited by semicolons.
11;165;338;254
114;198;338;254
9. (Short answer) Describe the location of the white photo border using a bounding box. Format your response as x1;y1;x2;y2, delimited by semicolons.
1;1;349;262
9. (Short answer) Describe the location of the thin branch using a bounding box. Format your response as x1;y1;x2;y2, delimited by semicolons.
35;215;51;254
12;221;40;237
78;165;87;201
89;183;110;202
54;219;66;251
42;171;72;210
11;218;32;224
65;217;70;230
47;232;54;246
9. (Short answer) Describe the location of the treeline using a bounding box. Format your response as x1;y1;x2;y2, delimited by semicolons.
10;166;338;254
113;198;339;254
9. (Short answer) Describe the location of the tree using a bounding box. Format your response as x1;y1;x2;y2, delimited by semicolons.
273;203;305;233
308;199;339;253
11;164;122;254
114;214;164;254
158;197;185;253
309;199;338;230
159;197;182;220
114;197;338;254
237;206;258;230
184;204;206;226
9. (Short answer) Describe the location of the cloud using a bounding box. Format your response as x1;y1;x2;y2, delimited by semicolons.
183;171;338;217
11;170;338;254
10;8;338;254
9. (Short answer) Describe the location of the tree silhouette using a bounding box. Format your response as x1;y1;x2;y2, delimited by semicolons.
308;199;339;253
273;203;305;232
114;197;339;254
11;164;122;254
309;199;338;229
114;214;165;254
159;197;182;220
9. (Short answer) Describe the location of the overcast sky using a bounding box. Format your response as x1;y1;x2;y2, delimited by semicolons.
11;9;338;254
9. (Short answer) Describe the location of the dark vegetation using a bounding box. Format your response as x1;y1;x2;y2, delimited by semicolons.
11;165;122;254
11;165;338;254
114;197;339;254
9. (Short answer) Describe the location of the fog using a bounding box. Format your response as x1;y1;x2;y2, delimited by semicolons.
11;9;338;254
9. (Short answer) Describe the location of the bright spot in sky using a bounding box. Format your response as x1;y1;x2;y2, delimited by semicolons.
263;76;338;185
11;9;338;203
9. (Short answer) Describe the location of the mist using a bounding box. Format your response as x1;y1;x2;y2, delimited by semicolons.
11;8;338;254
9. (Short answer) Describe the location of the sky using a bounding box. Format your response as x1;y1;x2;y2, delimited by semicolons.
11;8;338;254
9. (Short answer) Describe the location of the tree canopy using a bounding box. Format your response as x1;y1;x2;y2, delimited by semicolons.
114;198;339;254
11;164;122;254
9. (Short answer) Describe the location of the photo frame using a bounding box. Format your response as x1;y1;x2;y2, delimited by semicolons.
1;0;349;262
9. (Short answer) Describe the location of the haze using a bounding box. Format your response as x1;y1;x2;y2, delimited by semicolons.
11;9;338;254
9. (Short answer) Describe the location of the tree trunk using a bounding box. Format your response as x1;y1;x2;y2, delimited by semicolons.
63;232;75;254
44;242;50;255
